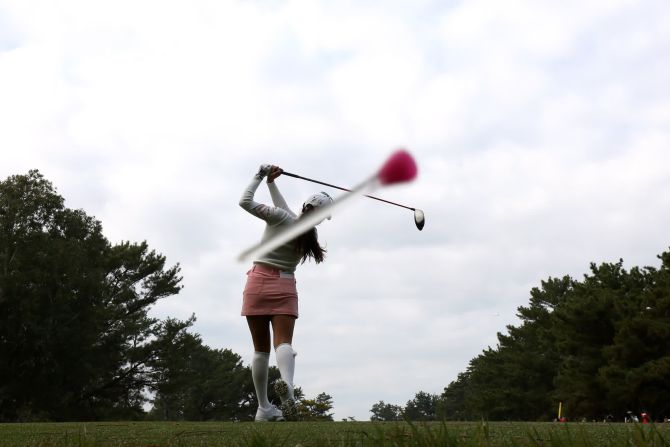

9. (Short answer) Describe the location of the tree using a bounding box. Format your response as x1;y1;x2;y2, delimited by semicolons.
146;317;315;422
298;392;334;421
370;401;403;421
0;170;182;421
368;392;445;422
440;277;568;421
552;260;645;419
439;251;670;422
402;391;444;421
598;253;670;419
442;372;470;420
0;170;339;422
146;317;252;421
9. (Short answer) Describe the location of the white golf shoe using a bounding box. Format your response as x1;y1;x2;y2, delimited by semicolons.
255;404;284;422
274;379;298;421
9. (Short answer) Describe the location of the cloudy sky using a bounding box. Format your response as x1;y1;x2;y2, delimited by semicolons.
2;0;669;420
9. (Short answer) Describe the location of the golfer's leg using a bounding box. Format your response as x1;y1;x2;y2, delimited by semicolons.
247;316;272;352
247;316;272;409
271;315;295;347
272;315;297;400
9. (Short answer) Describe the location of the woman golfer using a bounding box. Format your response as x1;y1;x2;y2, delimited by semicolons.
239;164;332;422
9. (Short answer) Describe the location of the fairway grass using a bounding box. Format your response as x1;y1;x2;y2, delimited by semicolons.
0;421;668;446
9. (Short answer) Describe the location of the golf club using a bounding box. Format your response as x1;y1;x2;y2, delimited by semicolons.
282;172;425;231
238;149;418;262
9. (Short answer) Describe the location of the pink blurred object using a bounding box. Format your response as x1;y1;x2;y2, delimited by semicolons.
377;149;417;185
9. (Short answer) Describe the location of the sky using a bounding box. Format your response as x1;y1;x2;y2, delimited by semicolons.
1;0;669;421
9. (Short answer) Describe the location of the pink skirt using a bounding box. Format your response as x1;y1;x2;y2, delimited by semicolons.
241;263;299;318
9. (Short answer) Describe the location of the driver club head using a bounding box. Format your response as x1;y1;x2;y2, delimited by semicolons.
414;209;425;231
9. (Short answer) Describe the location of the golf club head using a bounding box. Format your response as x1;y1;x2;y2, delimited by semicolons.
414;209;425;231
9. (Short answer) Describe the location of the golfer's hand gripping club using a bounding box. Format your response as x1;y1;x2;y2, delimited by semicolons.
255;164;273;180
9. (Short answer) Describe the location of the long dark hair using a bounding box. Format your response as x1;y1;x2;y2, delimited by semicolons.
295;227;326;264
294;205;326;264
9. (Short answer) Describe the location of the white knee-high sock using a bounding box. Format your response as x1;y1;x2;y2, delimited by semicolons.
275;343;296;399
251;351;271;409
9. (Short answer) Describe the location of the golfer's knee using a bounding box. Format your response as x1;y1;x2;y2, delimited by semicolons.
254;341;271;353
273;336;292;349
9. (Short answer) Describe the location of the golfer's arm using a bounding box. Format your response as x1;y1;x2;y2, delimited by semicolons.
239;177;289;224
267;181;296;217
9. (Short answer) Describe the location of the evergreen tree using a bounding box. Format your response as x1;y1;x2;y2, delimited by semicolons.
599;253;670;419
0;170;182;421
439;251;670;421
552;261;644;419
442;372;470;420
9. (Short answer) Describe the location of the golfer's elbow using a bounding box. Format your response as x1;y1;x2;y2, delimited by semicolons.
239;196;251;210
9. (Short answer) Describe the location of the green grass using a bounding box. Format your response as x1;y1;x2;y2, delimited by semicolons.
0;421;668;447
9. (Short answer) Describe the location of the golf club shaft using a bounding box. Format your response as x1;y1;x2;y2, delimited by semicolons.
282;172;416;211
239;176;376;262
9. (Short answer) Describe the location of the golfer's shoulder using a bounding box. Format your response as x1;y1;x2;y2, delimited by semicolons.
265;207;296;225
279;210;298;224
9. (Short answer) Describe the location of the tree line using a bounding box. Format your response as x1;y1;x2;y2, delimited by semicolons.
370;391;447;421
0;170;333;422
373;252;670;422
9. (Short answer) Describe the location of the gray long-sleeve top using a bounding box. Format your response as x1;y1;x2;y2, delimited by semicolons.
239;175;302;272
